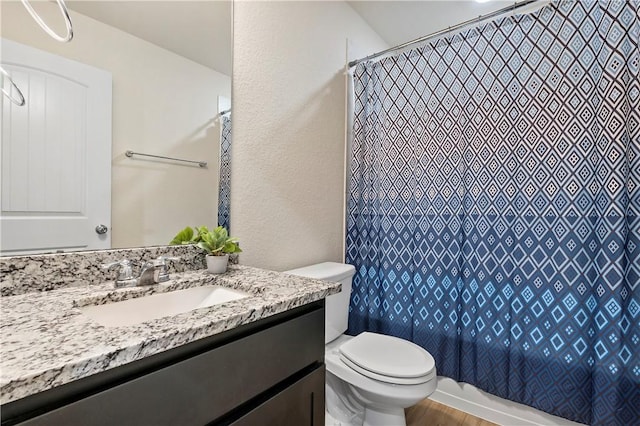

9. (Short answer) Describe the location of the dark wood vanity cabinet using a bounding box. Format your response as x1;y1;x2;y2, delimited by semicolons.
1;301;326;426
231;367;325;426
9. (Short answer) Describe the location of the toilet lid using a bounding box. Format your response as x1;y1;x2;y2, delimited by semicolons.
339;332;435;383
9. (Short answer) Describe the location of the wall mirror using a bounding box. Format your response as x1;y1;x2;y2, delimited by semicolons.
0;0;232;256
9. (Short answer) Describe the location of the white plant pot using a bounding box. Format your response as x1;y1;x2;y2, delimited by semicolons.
206;254;229;274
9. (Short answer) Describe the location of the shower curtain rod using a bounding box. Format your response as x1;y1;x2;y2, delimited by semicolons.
348;0;540;69
217;108;231;117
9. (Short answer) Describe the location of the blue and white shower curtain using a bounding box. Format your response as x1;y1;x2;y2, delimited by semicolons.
218;115;232;230
346;1;639;424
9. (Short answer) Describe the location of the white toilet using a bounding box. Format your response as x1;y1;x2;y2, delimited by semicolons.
285;262;437;426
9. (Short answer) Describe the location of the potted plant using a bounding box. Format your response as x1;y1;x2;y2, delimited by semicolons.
170;225;241;273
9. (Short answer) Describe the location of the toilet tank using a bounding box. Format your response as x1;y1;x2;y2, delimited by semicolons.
284;262;356;344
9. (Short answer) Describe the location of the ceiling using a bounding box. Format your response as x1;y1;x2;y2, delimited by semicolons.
66;1;232;76
348;0;528;48
63;1;545;78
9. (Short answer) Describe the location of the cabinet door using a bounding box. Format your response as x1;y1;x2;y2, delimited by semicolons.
231;367;325;426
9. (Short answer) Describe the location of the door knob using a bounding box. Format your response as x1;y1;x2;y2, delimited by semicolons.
95;224;108;235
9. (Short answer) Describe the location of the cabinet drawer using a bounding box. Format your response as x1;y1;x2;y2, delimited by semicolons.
19;307;324;426
231;367;325;426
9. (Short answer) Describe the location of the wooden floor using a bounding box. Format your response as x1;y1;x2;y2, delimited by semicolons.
406;398;498;426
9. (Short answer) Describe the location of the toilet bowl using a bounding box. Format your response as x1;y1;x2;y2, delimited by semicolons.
285;262;437;426
325;333;437;425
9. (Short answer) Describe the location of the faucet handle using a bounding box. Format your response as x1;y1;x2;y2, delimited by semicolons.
153;256;180;283
101;259;137;287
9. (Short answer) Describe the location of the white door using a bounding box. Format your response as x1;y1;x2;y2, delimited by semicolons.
1;39;112;255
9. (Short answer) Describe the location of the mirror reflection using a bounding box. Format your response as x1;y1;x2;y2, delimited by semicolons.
0;0;232;255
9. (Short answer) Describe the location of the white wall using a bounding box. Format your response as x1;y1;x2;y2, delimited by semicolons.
232;1;387;270
1;2;231;248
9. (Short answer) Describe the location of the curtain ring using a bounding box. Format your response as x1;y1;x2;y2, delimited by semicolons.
20;0;74;42
1;66;26;107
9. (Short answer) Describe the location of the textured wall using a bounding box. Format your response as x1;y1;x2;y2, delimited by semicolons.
232;2;386;271
1;3;231;249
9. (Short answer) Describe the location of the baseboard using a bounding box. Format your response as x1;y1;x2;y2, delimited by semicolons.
430;377;585;426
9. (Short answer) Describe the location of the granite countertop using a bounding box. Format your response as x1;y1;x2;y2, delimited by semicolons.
0;265;341;405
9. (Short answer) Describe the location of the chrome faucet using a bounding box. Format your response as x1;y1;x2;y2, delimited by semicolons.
101;256;180;288
136;262;157;286
153;256;180;283
101;259;137;288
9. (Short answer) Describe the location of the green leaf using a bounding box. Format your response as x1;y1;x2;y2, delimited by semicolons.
193;226;211;242
223;241;242;254
169;227;194;245
176;225;240;256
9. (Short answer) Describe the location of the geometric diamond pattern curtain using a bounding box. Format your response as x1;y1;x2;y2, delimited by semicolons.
218;115;232;231
346;1;639;424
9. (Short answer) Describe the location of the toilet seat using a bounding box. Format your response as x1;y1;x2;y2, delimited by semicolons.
338;332;436;385
339;355;435;385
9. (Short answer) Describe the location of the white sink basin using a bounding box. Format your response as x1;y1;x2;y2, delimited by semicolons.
80;285;249;327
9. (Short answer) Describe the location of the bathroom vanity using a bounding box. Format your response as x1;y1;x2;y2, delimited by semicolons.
0;255;340;425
